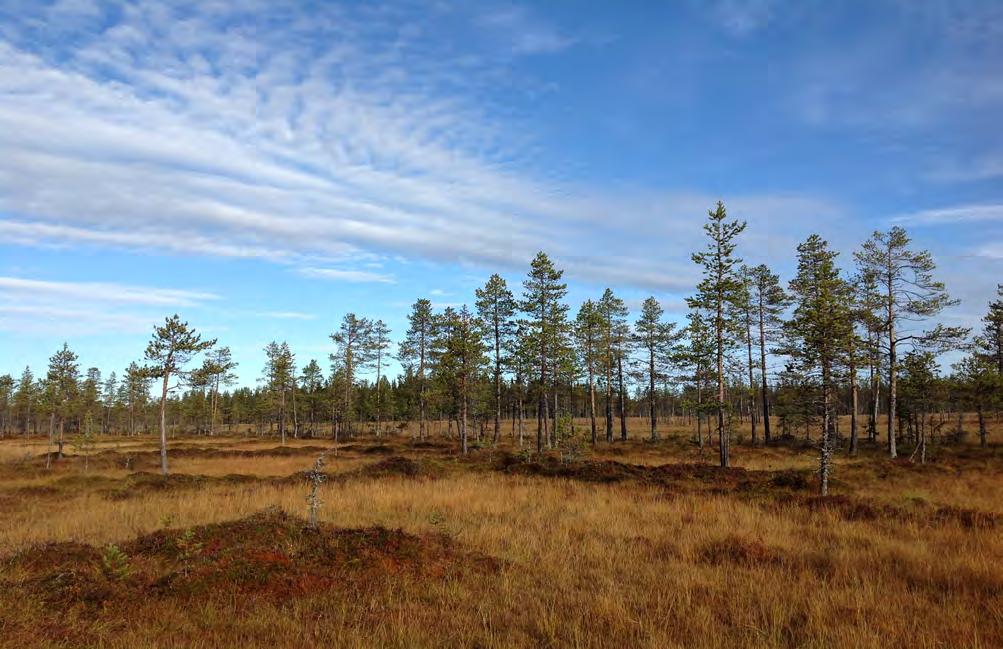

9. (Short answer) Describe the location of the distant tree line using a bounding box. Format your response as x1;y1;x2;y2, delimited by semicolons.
2;205;1001;491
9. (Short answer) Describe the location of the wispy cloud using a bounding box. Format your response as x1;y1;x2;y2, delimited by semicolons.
477;5;578;55
893;204;1003;226
297;268;396;284
0;276;217;336
0;0;849;295
0;276;218;306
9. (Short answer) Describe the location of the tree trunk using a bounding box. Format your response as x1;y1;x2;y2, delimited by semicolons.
159;369;170;477
588;362;597;445
886;265;898;459
617;353;627;441
493;314;502;444
648;347;657;441
717;301;728;467
746;307;757;444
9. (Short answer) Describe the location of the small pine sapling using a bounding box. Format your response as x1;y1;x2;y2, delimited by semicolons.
306;454;326;530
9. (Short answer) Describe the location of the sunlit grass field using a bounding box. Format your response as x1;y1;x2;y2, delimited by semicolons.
1;416;1000;648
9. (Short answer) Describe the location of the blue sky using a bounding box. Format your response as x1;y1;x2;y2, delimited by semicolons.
1;0;1001;385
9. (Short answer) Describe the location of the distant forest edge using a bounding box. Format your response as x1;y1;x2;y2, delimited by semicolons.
2;203;1001;496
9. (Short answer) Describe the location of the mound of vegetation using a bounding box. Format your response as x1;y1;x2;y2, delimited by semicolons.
494;453;813;494
2;508;500;615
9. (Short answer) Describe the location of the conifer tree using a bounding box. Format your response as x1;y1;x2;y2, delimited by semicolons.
979;284;1003;374
399;299;434;439
14;366;35;437
46;343;79;462
784;234;853;496
634;297;682;441
432;306;486;454
574;300;603;445
329;313;373;436
202;347;237;436
597;288;629;443
144;315;215;476
745;264;788;444
300;359;325;435
475;274;516;444
263;341;295;444
854;227;960;458
370;319;392;436
520;252;568;452
688;201;747;467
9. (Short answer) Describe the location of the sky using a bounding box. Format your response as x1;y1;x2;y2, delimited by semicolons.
1;0;1001;386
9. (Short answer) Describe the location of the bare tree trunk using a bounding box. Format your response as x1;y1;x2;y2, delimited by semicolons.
849;348;859;456
648;347;657;441
588;363;597;445
291;378;299;439
886;264;898;459
617;354;627;441
746;308;757;444
159;369;170;477
493;317;502;444
978;405;987;447
717;301;728;467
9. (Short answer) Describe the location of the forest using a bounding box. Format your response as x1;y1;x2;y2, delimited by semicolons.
2;205;1000;487
1;204;1002;648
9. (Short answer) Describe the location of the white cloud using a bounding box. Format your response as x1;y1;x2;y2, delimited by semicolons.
893;204;1003;226
0;0;847;295
297;267;396;284
0;276;218;336
0;276;218;306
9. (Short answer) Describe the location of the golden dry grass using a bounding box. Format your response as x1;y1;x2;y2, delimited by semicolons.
1;416;1001;648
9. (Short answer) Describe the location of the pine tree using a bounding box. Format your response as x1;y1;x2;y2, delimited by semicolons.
399;299;434;439
574;300;603;445
684;308;715;449
475;274;516;445
144;315;216;476
300;359;325;435
46;343;79;463
329;314;373;437
634;297;682;441
431;306;486;454
202;347;237;436
953;353;998;447
0;374;13;439
14;366;35;437
520;252;568;452
784;234;853;496
101;372;118;435
688;201;747;467
370;320;392;436
597;288;629;443
979;284;1003;374
854;227;960;458
263;342;295;444
745;264;788;444
124;362;150;436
